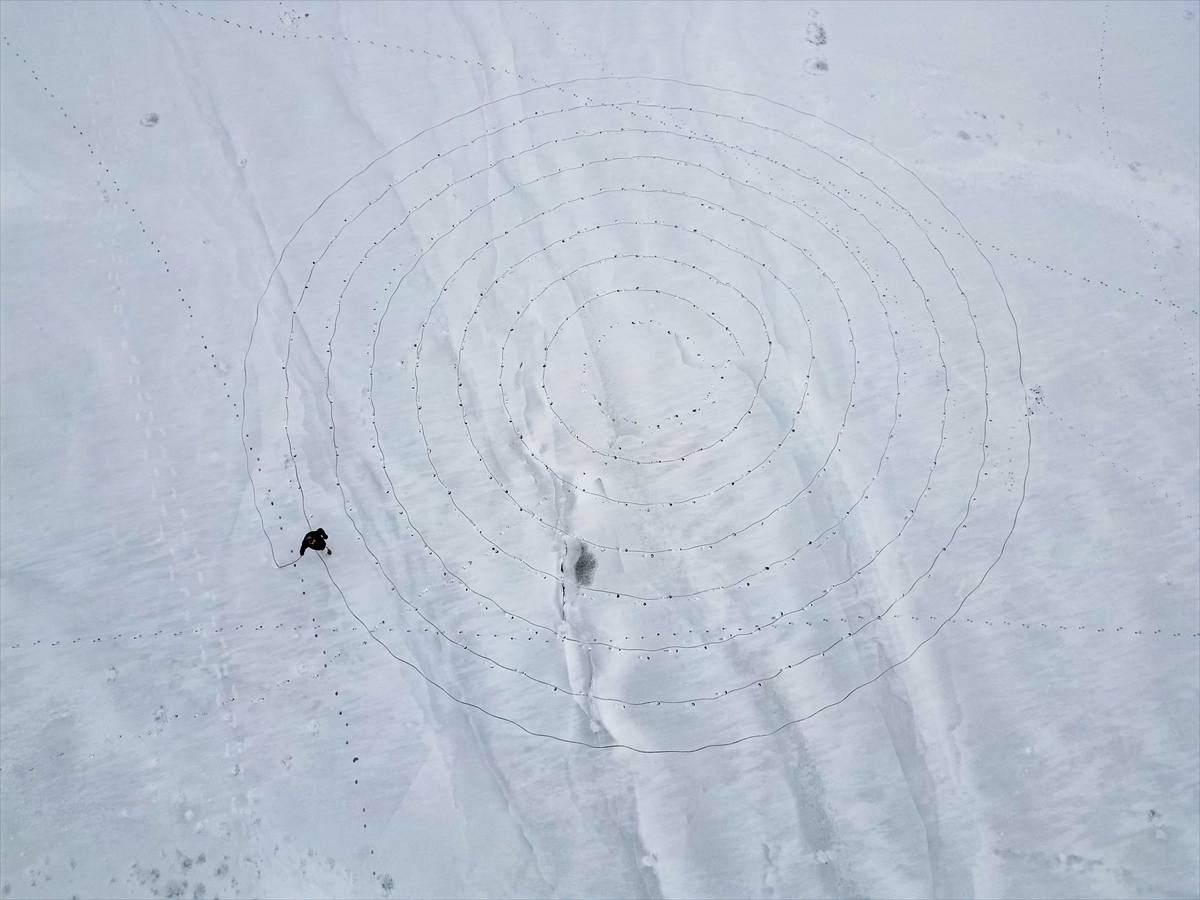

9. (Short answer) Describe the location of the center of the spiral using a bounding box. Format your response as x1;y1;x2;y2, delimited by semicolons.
542;290;748;460
587;319;712;426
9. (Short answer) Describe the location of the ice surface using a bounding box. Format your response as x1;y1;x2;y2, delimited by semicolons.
1;2;1197;898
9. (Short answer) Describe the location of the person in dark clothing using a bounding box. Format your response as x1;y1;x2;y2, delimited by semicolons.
300;528;330;556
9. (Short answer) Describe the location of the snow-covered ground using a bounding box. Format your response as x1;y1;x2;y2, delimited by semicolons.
1;2;1197;897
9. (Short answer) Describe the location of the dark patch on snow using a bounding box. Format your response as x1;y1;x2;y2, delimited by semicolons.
140;112;159;127
574;545;597;585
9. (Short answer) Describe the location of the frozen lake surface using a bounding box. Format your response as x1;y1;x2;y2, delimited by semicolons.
2;2;1197;897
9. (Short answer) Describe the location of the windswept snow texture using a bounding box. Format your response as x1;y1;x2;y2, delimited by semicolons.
2;3;1198;898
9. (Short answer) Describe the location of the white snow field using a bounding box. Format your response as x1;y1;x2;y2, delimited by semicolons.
1;2;1197;897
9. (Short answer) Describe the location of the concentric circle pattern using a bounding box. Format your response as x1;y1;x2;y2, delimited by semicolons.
243;77;1029;752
